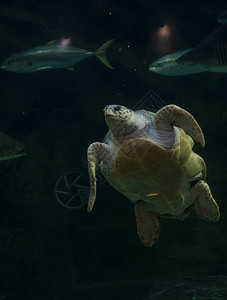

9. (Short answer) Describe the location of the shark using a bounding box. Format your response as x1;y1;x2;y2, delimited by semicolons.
149;22;227;76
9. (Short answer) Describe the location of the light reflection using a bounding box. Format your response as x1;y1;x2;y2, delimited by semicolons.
158;24;171;38
59;37;72;47
150;23;179;55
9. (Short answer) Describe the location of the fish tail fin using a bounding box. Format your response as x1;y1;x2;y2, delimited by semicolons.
96;39;114;69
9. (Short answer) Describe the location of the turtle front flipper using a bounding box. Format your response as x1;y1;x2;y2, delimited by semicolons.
154;104;205;147
87;142;109;212
135;200;160;247
192;180;220;221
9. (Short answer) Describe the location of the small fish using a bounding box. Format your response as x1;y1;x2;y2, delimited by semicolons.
149;22;227;76
0;131;26;161
1;39;114;73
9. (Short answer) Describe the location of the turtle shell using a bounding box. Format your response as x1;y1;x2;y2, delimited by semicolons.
100;128;206;215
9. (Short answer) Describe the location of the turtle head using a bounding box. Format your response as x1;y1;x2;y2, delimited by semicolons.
104;105;136;135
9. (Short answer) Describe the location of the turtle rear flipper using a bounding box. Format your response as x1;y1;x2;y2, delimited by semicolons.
193;180;220;222
135;200;160;247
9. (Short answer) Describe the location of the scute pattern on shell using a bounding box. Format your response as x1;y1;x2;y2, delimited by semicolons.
87;104;220;247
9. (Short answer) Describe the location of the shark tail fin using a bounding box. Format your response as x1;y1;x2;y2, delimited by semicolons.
96;39;114;69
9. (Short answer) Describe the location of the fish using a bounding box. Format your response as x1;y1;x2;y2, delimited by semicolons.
1;39;114;73
0;131;26;161
149;22;227;76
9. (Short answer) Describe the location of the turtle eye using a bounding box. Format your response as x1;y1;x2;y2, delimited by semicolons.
113;105;121;111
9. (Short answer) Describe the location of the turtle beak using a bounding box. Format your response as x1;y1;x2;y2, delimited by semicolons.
103;105;114;117
104;105;122;130
104;105;122;118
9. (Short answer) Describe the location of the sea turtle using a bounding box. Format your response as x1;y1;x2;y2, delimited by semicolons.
87;104;220;247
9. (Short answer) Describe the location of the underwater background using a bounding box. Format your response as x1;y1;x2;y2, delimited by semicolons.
0;0;226;299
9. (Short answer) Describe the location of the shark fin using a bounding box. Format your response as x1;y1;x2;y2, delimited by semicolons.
96;39;114;69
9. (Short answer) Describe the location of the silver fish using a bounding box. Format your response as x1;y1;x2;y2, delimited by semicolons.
1;40;114;73
149;22;227;76
0;131;26;161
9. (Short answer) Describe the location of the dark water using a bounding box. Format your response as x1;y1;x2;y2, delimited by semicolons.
0;0;226;299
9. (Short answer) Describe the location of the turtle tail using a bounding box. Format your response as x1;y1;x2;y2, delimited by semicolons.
96;40;114;69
